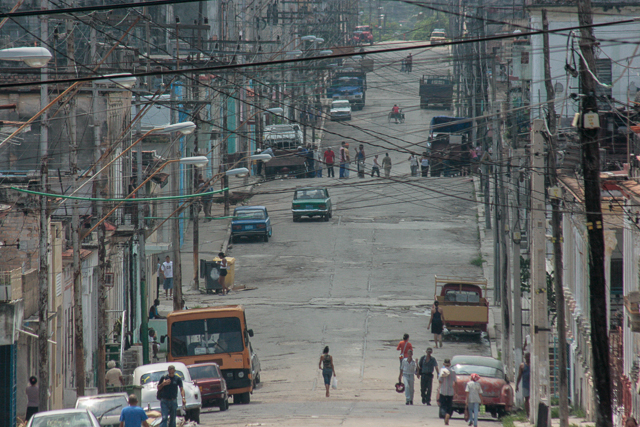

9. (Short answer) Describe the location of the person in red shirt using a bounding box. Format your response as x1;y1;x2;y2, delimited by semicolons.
324;147;336;177
391;104;401;123
396;333;413;368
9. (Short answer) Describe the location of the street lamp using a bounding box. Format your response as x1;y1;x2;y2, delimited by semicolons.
94;73;138;89
0;47;52;68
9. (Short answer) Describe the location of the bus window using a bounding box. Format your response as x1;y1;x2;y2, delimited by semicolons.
170;317;244;357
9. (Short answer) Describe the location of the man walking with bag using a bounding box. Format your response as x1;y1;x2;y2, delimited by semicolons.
417;347;439;405
439;359;457;425
398;349;417;405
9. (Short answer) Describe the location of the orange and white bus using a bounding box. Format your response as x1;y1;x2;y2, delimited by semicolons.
165;305;256;403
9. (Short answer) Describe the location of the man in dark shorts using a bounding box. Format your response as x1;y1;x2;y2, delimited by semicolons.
417;347;439;405
157;365;186;427
438;359;457;425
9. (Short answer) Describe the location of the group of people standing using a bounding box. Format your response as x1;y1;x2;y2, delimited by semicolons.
408;153;430;177
396;334;482;427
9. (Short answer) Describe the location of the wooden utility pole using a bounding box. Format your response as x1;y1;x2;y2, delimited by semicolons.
577;0;612;426
38;0;50;410
530;119;550;425
171;30;183;311
542;9;569;427
91;25;107;395
68;15;86;397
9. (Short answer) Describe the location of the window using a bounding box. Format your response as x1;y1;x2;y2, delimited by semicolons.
170;317;244;357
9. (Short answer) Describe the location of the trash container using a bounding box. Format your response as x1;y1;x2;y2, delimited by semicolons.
200;257;235;294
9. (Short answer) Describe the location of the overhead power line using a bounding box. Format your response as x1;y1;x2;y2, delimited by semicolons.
0;0;201;18
0;17;638;90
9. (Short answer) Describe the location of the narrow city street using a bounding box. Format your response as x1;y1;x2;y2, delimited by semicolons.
187;44;493;426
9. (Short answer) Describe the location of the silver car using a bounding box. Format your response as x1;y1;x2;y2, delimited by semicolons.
75;392;129;427
27;408;101;427
132;361;202;423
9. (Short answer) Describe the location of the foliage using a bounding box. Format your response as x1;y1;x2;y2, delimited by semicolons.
551;407;559;419
571;406;587;418
471;256;486;267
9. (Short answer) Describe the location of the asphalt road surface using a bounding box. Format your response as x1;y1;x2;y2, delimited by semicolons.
192;42;493;427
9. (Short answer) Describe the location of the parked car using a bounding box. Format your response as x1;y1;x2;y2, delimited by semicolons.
187;363;229;411
291;187;333;222
132;361;202;423
430;29;447;44
231;206;272;243
75;392;129;427
330;100;352;121
449;355;513;418
27;408;101;427
250;342;261;388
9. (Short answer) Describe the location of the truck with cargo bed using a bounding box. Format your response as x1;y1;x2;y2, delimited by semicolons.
434;275;489;333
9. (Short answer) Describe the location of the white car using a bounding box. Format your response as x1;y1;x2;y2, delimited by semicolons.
27;408;101;427
330;100;352;121
132;361;202;423
75;393;129;427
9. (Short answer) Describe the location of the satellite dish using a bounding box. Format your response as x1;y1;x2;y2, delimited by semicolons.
554;82;564;94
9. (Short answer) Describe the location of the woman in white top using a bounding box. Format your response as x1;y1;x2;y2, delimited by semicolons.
409;154;419;176
398;349;417;405
465;373;483;427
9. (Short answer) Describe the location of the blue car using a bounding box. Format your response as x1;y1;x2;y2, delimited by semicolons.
231;206;272;243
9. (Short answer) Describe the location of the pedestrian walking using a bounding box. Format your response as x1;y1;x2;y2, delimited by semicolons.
218;252;229;295
516;352;531;417
339;142;348;178
406;53;413;72
199;180;213;221
314;146;323;177
306;143;315;178
438;359;457;425
157;365;186;427
119;394;149;427
417;348;439;405
382;153;392;178
356;144;366;178
398;349;417;405
396;333;413;368
106;360;125;390
371;155;381;177
421;153;430;177
318;346;336;397
409;153;419;176
400;58;406;72
428;300;445;348
161;256;173;299
324;147;336;177
25;376;39;421
345;143;351;177
465;373;483;427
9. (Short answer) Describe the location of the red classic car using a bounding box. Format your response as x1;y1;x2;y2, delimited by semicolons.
449;355;513;418
187;363;229;411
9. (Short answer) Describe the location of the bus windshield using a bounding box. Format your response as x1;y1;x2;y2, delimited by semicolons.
170;317;244;357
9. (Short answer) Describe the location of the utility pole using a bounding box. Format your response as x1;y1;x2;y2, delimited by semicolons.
38;0;50;411
577;0;612;425
492;54;501;305
530;119;550;425
137;87;149;364
542;9;569;427
91;25;107;395
67;16;86;397
172;24;183;311
192;88;200;291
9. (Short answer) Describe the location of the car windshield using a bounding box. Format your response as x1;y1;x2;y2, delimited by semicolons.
332;101;350;109
31;412;94;427
235;210;265;220
452;364;503;379
444;290;480;302
140;370;186;385
295;189;326;200
170;317;244;357
188;365;220;380
76;396;127;418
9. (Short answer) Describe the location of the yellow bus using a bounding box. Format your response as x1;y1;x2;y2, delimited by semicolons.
165;305;255;403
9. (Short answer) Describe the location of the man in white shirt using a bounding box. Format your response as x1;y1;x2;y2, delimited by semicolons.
161;255;174;299
439;359;457;425
398;349;417;405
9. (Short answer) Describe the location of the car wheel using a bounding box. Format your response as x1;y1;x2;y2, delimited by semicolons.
255;373;261;384
241;392;251;404
497;408;507;418
490;409;498;418
233;394;243;404
292;215;298;222
219;398;229;411
188;408;200;423
231;235;237;244
263;233;269;242
323;214;329;222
